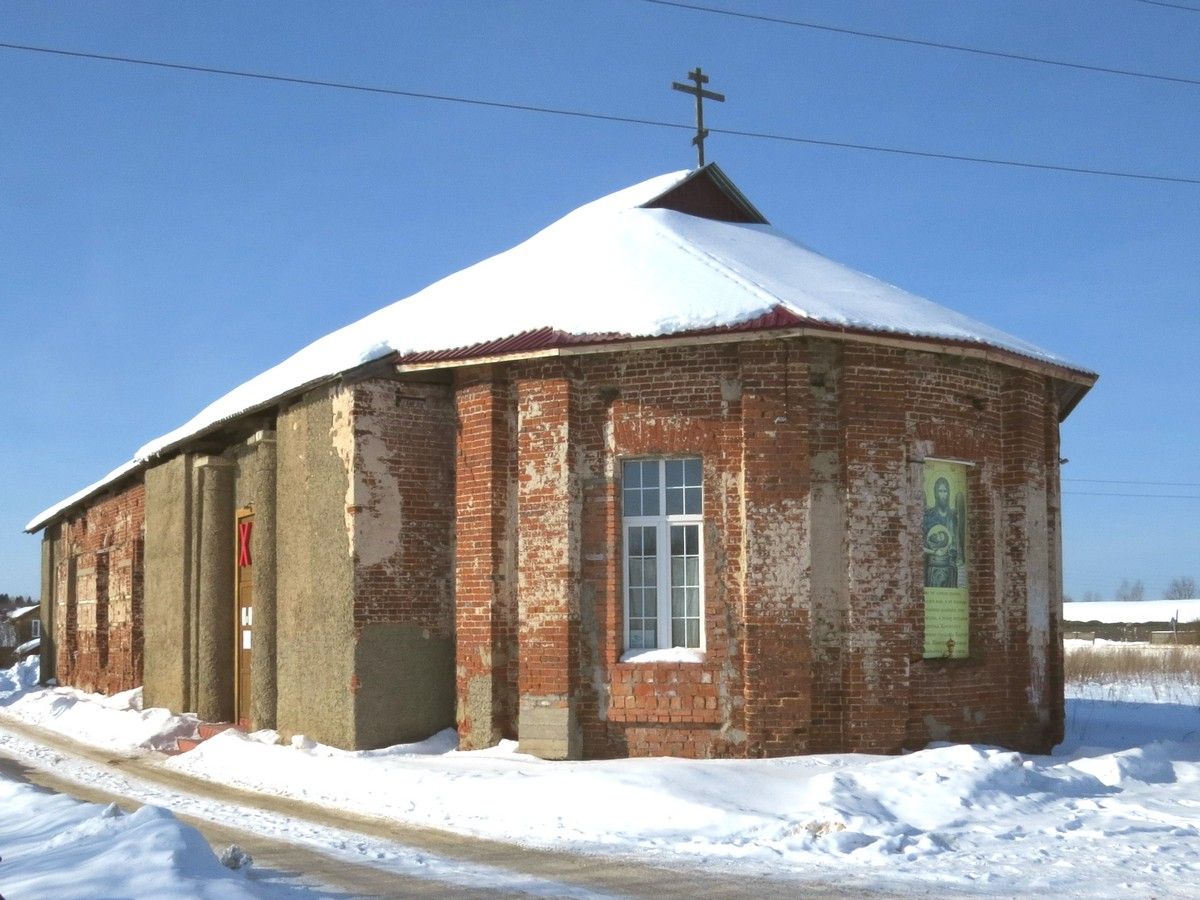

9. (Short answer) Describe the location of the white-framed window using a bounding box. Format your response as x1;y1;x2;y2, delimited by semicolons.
30;619;40;639
622;457;704;650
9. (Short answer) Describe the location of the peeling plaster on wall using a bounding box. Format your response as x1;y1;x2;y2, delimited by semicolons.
601;415;616;478
846;466;906;631
330;386;356;559
990;473;1008;644
967;463;1002;645
797;497;815;609
747;498;806;611
516;390;573;633
924;715;951;741
719;377;742;403
349;384;406;570
1025;480;1051;710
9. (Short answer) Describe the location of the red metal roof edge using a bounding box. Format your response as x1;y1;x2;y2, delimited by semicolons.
393;305;1097;383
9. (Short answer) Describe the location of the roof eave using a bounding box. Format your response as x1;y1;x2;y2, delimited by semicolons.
394;312;1098;411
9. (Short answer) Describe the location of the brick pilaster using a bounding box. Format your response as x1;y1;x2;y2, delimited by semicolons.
739;342;812;756
455;374;517;748
839;345;914;753
1000;369;1052;750
515;365;581;760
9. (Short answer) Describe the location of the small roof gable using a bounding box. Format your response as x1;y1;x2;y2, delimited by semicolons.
26;167;1095;533
9;605;39;621
640;163;767;224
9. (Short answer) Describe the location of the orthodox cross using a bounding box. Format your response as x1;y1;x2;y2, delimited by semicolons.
672;67;725;167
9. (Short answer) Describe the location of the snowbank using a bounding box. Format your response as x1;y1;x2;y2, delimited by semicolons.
0;662;197;752
156;711;1200;888
0;780;261;898
0;656;40;695
1064;598;1200;624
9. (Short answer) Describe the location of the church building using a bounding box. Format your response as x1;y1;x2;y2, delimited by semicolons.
26;165;1096;759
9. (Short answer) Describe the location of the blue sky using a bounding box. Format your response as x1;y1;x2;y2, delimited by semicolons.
1;0;1196;600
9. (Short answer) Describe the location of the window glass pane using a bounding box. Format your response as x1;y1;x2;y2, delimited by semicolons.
627;522;659;651
623;460;641;488
623;489;641;517
666;487;683;515
641;487;659;516
641;461;659;487
670;523;702;649
684;486;702;515
665;459;684;488
684;457;702;487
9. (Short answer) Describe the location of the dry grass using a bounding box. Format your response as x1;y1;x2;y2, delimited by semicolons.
1065;642;1200;685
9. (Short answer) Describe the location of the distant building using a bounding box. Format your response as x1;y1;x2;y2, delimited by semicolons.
3;604;41;667
1064;599;1200;643
26;165;1095;758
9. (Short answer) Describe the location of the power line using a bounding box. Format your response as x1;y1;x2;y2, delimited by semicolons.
1065;478;1200;487
1063;491;1200;499
2;39;1199;186
703;126;1200;184
0;40;692;133
1134;0;1200;12
641;0;1200;89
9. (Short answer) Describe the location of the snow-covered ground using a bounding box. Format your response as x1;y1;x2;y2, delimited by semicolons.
2;653;1199;897
0;660;293;897
0;775;304;899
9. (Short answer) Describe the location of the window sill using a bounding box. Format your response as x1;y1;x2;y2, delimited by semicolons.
619;648;706;664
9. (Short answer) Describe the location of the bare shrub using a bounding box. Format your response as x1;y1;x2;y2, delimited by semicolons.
1065;643;1200;686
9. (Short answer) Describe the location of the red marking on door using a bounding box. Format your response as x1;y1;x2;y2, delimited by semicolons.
238;521;253;567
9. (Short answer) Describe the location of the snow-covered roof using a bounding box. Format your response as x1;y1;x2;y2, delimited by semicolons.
14;637;39;656
26;166;1095;533
9;605;40;621
1064;599;1200;625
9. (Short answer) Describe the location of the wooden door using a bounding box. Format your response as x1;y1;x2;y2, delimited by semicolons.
235;510;254;728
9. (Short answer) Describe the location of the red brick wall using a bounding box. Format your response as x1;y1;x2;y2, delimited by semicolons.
349;380;456;638
53;481;144;694
452;336;1066;758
